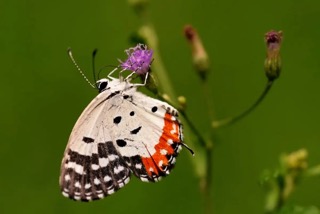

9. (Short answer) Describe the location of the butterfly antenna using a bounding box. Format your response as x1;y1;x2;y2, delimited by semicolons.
67;48;96;89
182;143;195;156
92;49;98;88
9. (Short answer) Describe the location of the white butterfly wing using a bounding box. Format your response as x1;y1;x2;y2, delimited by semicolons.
60;80;184;201
109;91;183;182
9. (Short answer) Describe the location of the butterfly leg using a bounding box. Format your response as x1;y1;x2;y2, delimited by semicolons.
108;66;121;79
123;70;136;81
130;72;149;87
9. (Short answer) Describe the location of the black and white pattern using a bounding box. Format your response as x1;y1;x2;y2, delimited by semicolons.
60;78;187;201
61;142;130;201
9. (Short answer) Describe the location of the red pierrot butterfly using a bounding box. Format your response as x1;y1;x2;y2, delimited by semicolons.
59;46;193;201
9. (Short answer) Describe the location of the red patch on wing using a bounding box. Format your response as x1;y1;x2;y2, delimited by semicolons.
141;113;181;176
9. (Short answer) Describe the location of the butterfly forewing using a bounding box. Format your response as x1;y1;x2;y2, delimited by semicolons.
60;81;132;201
60;79;184;201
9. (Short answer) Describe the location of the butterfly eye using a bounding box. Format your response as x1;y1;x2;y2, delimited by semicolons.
97;79;108;92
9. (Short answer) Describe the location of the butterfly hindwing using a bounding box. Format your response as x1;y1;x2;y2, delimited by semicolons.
115;91;183;182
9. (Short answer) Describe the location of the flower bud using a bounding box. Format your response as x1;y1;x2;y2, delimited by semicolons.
161;93;172;103
284;149;308;171
177;96;187;110
264;30;283;81
184;25;210;80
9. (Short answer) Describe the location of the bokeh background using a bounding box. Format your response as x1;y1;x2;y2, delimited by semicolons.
1;0;319;213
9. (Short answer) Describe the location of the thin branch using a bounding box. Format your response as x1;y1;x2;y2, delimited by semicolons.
212;80;274;128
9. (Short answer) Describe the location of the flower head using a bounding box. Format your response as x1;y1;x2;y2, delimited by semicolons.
120;44;153;75
265;30;282;50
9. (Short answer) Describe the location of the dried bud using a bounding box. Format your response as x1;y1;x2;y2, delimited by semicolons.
264;30;283;81
184;25;210;80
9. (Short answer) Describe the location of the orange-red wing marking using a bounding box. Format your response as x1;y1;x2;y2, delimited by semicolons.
141;113;182;177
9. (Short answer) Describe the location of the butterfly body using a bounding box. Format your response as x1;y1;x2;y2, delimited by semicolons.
60;77;184;201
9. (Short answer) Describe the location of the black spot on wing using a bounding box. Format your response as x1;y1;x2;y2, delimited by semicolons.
113;116;122;124
116;139;127;147
123;94;133;101
106;91;120;100
130;111;135;116
105;141;118;155
130;126;141;135
96;91;121;107
97;142;109;158
91;153;99;165
82;137;94;143
151;106;158;112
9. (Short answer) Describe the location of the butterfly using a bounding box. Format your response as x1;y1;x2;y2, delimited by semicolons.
59;53;193;201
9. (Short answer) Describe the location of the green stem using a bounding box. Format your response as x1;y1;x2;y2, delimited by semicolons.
201;79;215;122
200;78;215;214
152;47;178;105
212;80;274;128
204;140;213;214
137;23;179;106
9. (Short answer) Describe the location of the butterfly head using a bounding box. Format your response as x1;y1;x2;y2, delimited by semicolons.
96;78;125;93
96;78;109;93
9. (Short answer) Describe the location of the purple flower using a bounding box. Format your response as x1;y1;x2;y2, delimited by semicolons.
120;44;153;75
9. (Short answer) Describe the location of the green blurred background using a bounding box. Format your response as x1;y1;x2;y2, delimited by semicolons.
1;0;319;213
